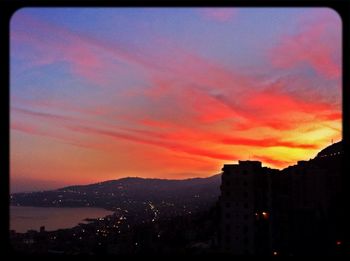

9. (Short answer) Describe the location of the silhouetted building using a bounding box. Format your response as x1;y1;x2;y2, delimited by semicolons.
218;141;344;256
40;226;45;233
218;160;276;255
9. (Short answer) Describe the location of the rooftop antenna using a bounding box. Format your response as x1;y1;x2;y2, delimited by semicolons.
331;138;334;144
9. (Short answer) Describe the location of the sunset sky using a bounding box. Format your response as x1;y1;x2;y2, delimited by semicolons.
10;8;342;192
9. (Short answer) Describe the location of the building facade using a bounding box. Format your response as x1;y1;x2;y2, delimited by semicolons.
218;141;343;256
218;160;275;255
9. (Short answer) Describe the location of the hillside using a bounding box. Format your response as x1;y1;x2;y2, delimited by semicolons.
10;174;222;216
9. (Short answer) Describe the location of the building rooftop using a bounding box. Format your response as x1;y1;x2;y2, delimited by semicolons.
222;160;262;171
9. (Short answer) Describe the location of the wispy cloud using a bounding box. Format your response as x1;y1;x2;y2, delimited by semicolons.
199;8;238;22
270;9;341;79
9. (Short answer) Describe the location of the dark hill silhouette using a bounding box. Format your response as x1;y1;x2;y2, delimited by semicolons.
10;174;222;215
62;175;221;195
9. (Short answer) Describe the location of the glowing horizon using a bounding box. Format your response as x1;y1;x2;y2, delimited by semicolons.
10;8;341;192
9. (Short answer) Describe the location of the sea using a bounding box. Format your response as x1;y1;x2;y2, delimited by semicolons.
10;206;114;233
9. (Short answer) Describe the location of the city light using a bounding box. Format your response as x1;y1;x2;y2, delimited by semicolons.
261;211;269;219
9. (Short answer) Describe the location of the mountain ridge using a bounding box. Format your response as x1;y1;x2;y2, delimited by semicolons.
10;173;222;215
57;174;222;192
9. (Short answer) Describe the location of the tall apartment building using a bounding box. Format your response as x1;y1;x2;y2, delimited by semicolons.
218;141;343;256
218;160;276;255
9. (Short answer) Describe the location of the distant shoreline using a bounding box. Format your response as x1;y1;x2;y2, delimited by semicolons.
10;204;116;212
10;206;114;233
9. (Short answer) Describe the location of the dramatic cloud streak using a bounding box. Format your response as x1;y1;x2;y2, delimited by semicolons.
68;125;239;161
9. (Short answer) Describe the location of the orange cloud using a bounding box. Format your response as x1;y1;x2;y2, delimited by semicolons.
251;155;293;169
219;137;318;150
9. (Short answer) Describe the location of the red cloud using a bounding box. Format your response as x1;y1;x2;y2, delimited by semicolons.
139;118;171;129
219;89;341;131
131;117;320;151
246;91;332;115
270;10;341;79
68;125;238;161
11;121;40;135
11;120;73;145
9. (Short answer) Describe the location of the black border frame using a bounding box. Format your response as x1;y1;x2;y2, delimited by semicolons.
1;0;349;258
